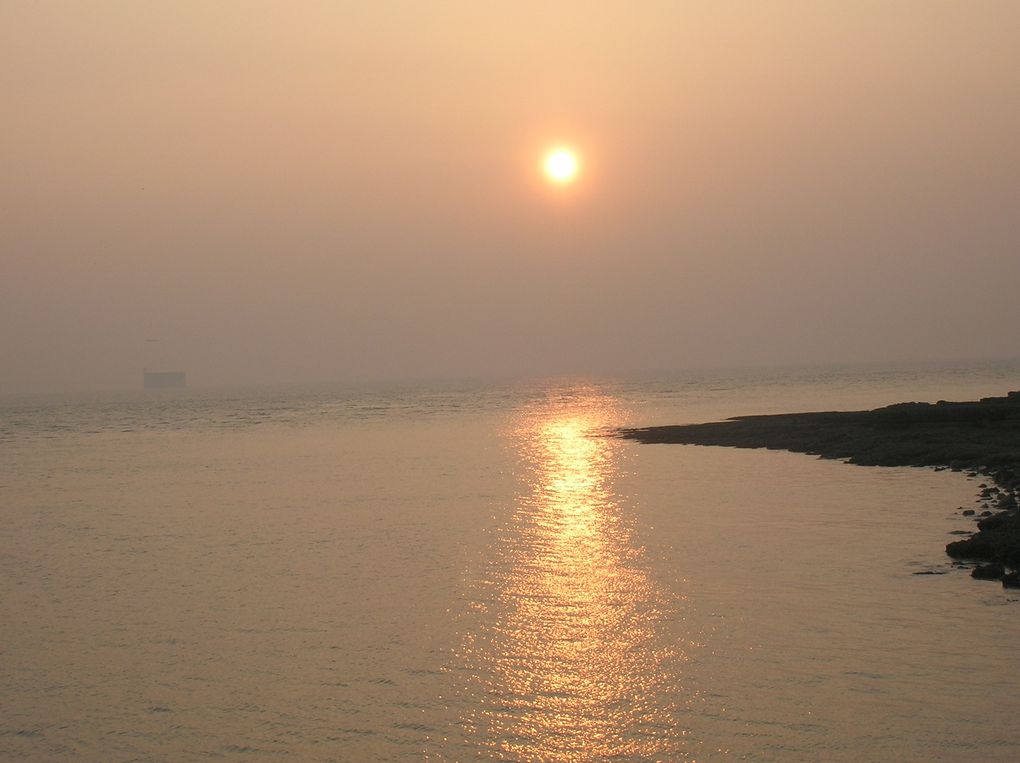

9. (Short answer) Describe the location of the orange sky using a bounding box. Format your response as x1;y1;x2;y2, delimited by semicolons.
2;2;1019;391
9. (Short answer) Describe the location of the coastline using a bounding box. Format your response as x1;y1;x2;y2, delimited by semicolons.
619;391;1020;586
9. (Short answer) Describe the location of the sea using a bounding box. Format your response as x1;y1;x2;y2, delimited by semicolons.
3;359;1020;762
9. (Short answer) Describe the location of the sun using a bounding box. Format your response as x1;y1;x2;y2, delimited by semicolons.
542;147;580;185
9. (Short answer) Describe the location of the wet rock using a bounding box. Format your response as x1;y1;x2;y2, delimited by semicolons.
972;563;1005;580
946;536;996;560
1001;546;1020;569
618;390;1020;590
1002;572;1020;588
977;512;1013;531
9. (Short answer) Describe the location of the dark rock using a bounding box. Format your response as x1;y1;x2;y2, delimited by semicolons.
618;390;1020;590
977;512;1013;531
1002;572;1020;588
1001;546;1020;569
972;563;1005;580
947;537;996;560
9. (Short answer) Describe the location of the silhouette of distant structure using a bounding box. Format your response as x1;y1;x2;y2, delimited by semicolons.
143;370;186;389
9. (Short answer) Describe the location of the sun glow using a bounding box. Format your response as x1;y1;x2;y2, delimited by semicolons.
542;147;580;185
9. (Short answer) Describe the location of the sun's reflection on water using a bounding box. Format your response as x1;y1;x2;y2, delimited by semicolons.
453;389;690;761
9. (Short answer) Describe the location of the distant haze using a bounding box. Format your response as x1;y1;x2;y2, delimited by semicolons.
3;2;1019;393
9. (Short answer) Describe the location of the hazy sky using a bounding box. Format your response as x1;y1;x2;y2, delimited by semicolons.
3;1;1019;392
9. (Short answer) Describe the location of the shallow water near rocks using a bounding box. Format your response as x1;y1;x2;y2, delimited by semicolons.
3;360;1020;761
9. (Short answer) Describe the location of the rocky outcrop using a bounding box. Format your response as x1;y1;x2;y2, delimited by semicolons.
619;391;1020;587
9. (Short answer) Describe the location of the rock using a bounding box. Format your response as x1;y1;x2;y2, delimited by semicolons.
1002;572;1020;588
977;512;1013;531
1001;545;1020;569
947;536;996;560
618;390;1020;591
972;563;1005;580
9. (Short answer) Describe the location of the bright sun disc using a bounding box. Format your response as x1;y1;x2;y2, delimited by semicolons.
543;148;580;184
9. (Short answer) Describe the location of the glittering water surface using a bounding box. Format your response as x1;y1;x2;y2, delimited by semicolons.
3;361;1020;761
447;392;690;760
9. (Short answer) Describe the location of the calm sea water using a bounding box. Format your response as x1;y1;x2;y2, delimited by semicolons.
3;360;1020;761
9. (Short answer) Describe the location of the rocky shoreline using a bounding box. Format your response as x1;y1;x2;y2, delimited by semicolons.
619;391;1020;587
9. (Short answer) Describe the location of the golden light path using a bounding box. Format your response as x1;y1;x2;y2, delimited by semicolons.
449;389;691;760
